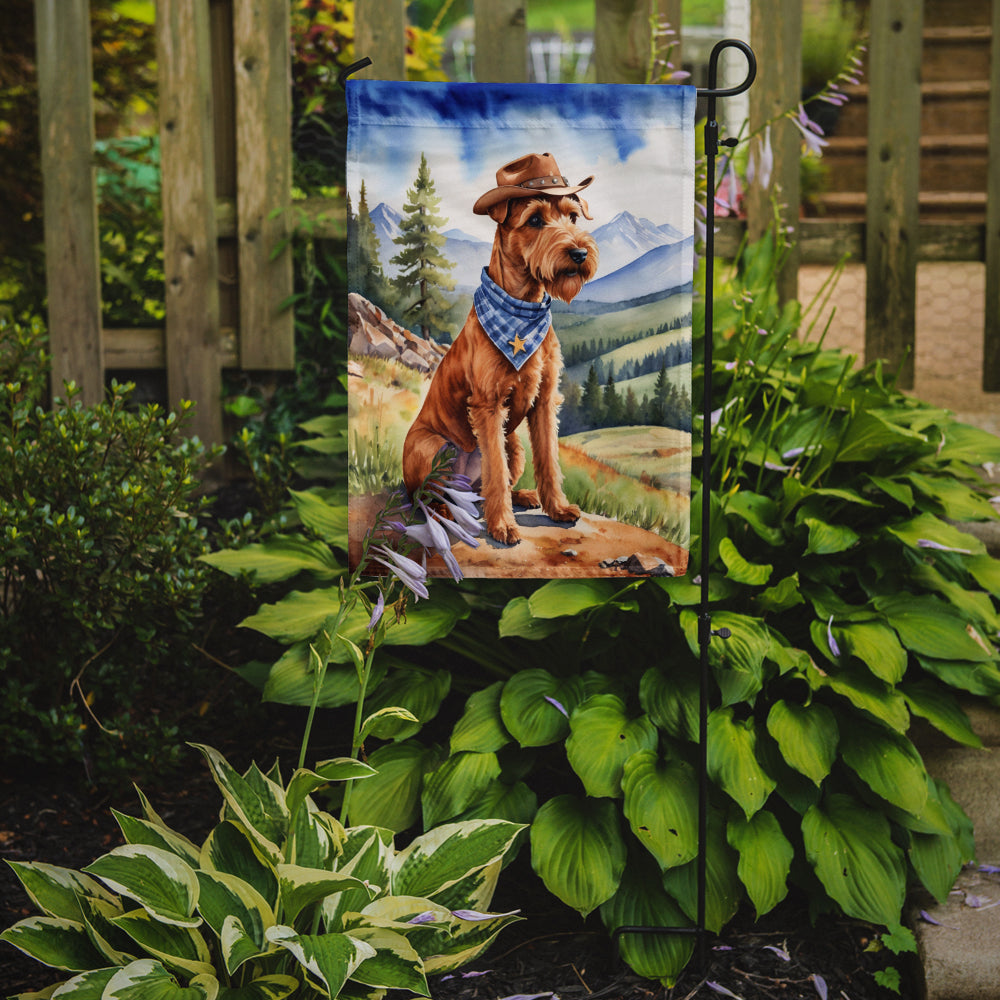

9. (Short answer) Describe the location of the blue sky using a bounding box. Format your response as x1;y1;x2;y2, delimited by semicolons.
347;81;696;242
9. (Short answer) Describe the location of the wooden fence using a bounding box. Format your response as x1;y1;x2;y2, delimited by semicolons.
33;0;1000;445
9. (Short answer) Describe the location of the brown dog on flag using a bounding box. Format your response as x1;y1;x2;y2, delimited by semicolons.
402;153;599;545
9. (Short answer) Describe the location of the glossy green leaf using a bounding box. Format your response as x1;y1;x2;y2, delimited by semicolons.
0;916;106;972
499;670;584;747
621;751;699;871
836;621;907;684
727;811;793;917
362;667;451;740
453;779;538;827
906;473;998;522
421;751;502;828
839;719;928;816
755;573;805;614
565;695;658;798
707;708;776;818
527;579;622;618
347;740;441;832
916;655;1000;697
885;512;985;556
530;795;626;917
497;596;563;640
450;682;511;754
265;926;374;998
834;410;927;463
103;959;217;1000
809;661;910;732
359;706;421;742
681;610;771;706
83;846;200;928
200;535;341;584
967;553;1000;597
285;760;375;822
639;664;699;742
765;700;838;786
901;680;982;748
803;517;859;556
288;488;348;545
875;594;995;662
260;644;384;709
718;537;772;586
802;794;906;926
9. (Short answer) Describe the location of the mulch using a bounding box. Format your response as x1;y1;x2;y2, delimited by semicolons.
1;743;912;1000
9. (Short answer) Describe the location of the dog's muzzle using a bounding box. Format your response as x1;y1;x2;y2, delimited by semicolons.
568;248;589;265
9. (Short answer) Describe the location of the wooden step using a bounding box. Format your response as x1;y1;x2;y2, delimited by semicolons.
922;0;992;28
922;25;993;83
813;190;987;222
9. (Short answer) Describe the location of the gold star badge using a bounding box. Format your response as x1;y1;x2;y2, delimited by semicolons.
508;333;527;356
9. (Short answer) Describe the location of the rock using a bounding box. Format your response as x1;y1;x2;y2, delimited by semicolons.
625;553;675;577
348;291;446;374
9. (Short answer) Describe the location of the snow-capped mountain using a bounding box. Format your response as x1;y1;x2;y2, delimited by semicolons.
575;236;694;305
369;202;402;258
589;211;682;275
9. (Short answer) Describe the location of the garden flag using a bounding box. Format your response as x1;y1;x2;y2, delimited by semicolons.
346;80;696;579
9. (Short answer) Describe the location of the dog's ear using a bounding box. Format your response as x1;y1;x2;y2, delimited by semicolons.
572;194;593;221
488;200;511;224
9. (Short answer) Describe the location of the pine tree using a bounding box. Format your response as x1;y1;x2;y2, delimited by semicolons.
353;181;391;305
603;373;623;426
391;153;455;341
581;364;603;427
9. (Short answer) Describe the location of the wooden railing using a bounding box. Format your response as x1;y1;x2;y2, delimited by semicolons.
32;0;999;446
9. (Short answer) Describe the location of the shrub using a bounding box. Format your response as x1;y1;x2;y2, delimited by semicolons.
0;317;220;783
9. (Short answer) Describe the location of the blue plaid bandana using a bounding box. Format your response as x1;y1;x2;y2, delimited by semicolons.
473;268;552;371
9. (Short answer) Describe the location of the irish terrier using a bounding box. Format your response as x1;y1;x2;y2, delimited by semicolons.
402;153;599;545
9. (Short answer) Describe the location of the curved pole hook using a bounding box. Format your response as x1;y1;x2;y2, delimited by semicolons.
697;38;756;99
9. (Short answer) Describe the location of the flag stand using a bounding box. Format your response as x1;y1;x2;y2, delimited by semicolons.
339;38;758;974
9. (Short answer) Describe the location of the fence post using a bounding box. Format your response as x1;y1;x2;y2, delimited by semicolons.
746;0;801;305
474;0;527;82
233;0;294;369
157;0;223;445
864;0;923;389
984;0;1000;391
594;0;667;84
355;0;406;80
34;0;104;405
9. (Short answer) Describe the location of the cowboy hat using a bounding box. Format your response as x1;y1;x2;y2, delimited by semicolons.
473;152;594;215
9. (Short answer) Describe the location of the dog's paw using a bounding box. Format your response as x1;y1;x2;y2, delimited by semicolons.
487;516;521;545
546;502;581;523
511;488;540;509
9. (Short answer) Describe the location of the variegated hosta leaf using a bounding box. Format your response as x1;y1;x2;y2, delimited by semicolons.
362;668;452;741
765;700;838;786
599;854;694;987
499;670;585;747
802;793;906;926
450;681;511;754
323;829;393;931
102;958;218;999
200;822;278;910
276;864;375;925
566;695;658;799
195;871;274;974
285;760;375;824
0;916;107;971
529;795;626;917
78;894;136;966
424;859;501;916
727;810;793;917
706;707;776;819
421;907;522;975
265;926;375;998
46;966;118;997
344;926;429;995
4;861;118;922
190;745;287;863
288;802;344;870
112;810;202;868
420;751;501;829
110;908;214;978
83;846;200;928
391;820;524;901
214;974;299;1000
621;751;699;871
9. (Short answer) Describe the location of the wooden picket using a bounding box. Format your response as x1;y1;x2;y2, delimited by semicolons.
31;0;998;449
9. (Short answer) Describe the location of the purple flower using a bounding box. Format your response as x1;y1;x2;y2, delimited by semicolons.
763;944;790;961
747;125;773;190
451;908;520;921
827;616;841;658
544;695;569;718
812;974;828;1000
706;983;742;999
367;590;385;631
369;544;429;600
404;500;464;581
407;911;438;925
791;104;829;156
917;538;973;555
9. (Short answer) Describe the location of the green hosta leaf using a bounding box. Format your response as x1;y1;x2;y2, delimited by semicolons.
5;862;118;922
190;746;287;863
875;594;995;662
755;573;805;614
527;579;624;618
200;535;342;584
565;695;658;798
802;793;906;926
724;490;784;546
803;517;859;556
453;779;538;827
111;908;214;978
599;853;694;987
393;820;524;900
499;670;584;747
911;562;1000;633
727;811;793;918
363;667;451;740
661;811;741;933
216;975;299;1000
347;740;442;832
195;871;273;974
967;553;1000;597
935;421;1000;464
909;782;967;907
765;700;838;786
497;596;563;639
421;751;502;828
112;812;201;868
916;655;1000;697
906;472;998;522
0;916;107;971
809;661;910;732
707;708;776;818
621;751;698;871
200;822;278;910
639;664;699;742
346;926;428;994
288;488;348;545
265;926;375;998
450;682;511;754
886;512;985;557
839;718;928;816
718;537;772;585
83;846;200;928
277;865;374;925
835;621;907;684
261;644;384;709
680;610;770;706
285;760;376;822
901;680;982;748
835;409;927;463
103;959;218;999
530;795;626;917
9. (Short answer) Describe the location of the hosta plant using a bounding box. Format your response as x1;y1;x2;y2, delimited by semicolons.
1;744;523;999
